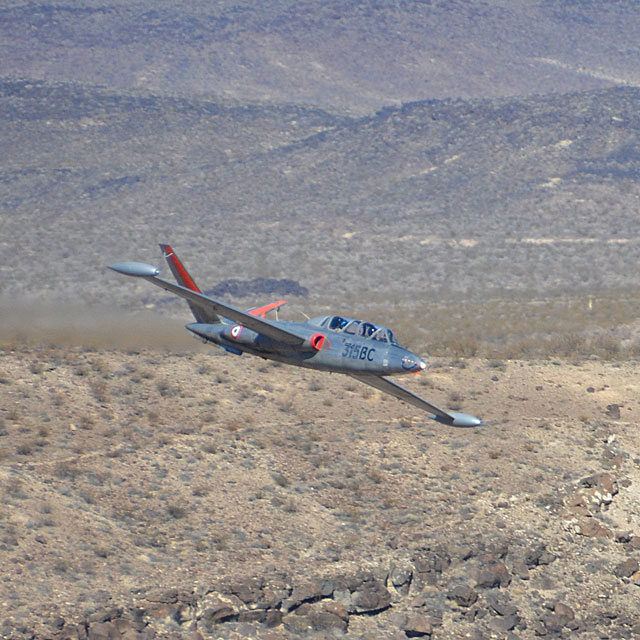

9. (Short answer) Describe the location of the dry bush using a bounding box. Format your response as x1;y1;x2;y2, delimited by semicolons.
202;440;218;454
410;291;639;360
277;398;296;414
78;415;95;430
366;467;385;484
29;361;44;374
272;472;290;488
167;503;187;519
16;442;33;455
282;498;297;513
156;380;180;397
448;391;464;410
90;380;109;403
54;460;82;479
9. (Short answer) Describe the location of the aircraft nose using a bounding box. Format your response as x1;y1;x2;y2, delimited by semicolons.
401;355;426;372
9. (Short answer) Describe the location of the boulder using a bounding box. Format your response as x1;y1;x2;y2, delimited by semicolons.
613;558;639;578
389;563;413;596
576;519;613;539
475;562;511;589
447;585;478;607
352;579;391;614
87;622;120;640
404;615;433;637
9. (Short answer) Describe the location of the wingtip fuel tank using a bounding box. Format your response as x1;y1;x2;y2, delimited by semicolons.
432;411;482;428
108;262;160;278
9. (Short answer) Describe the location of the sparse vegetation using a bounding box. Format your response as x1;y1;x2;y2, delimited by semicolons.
2;2;640;635
167;503;187;519
0;344;639;637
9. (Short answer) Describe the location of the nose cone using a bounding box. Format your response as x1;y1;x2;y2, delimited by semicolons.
387;347;428;374
401;354;426;372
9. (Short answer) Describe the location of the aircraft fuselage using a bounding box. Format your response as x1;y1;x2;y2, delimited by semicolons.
185;321;425;376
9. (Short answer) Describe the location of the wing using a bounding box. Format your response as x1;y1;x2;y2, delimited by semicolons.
108;261;305;346
349;373;481;427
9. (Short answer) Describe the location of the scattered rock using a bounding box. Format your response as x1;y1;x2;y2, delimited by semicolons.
390;563;413;596
87;622;120;640
523;544;556;568
475;562;511;589
511;562;530;580
576;519;614;539
281;579;328;613
542;613;565;633
198;593;242;626
613;558;639;578
568;472;618;516
404;615;432;638
447;585;478;607
309;602;349;633
605;404;621;419
351;576;391;614
487;596;517;618
412;547;450;587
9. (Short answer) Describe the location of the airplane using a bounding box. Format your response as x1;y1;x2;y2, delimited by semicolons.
108;245;481;427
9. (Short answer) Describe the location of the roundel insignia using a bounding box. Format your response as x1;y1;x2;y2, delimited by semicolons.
231;325;242;339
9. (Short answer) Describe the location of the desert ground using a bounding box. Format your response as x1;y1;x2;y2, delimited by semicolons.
1;335;639;639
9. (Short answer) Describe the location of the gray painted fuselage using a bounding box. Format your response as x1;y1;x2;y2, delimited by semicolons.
186;319;425;376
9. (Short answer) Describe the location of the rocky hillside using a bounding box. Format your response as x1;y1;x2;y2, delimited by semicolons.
1;343;640;638
2;1;640;112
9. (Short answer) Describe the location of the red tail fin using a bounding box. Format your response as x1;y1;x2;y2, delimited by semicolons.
160;244;201;292
159;244;220;324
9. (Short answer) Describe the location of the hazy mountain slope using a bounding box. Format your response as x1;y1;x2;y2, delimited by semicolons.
1;80;639;317
2;0;640;112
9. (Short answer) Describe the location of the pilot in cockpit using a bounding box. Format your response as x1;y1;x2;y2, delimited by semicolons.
329;316;349;331
360;322;376;338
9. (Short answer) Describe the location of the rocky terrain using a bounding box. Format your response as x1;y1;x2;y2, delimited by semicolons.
2;336;640;638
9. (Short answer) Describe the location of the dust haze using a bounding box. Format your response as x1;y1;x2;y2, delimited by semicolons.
0;299;200;351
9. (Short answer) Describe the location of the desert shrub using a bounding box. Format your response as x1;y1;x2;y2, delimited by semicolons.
54;460;82;479
167;503;187;519
202;441;218;454
282;498;297;513
272;472;290;488
90;380;109;403
448;391;464;410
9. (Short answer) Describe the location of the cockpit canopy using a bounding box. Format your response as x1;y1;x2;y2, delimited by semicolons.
309;315;398;344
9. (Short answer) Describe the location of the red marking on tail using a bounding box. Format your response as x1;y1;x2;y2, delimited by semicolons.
160;244;200;293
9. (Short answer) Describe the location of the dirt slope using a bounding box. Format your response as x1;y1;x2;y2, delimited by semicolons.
1;344;639;638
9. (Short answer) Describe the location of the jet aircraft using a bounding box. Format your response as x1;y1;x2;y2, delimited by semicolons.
108;245;481;427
